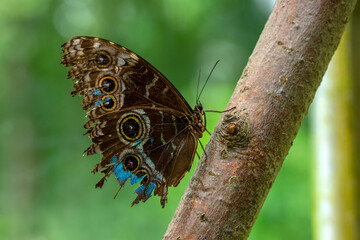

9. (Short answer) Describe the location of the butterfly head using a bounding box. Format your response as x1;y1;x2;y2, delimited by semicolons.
195;102;203;112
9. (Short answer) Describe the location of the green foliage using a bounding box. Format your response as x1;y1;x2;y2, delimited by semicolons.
0;0;311;239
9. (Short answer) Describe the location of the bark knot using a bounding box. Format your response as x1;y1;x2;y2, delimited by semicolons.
216;111;250;154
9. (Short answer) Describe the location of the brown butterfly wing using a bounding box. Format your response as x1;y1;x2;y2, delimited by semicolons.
61;36;192;116
61;36;198;206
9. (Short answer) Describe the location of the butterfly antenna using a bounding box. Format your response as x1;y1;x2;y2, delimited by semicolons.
196;68;202;104
197;60;220;102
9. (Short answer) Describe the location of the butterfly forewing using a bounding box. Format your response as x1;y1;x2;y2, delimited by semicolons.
62;36;192;116
61;36;203;207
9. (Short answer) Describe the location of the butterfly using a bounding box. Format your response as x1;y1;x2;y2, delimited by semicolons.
61;36;206;207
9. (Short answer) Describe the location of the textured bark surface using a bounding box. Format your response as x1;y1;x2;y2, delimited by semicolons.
164;0;358;239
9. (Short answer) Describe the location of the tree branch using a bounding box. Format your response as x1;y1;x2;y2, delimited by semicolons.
164;0;358;239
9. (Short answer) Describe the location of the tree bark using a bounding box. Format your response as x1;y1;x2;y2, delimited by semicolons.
164;0;358;239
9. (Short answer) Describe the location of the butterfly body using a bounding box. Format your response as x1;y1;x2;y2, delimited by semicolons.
61;36;204;207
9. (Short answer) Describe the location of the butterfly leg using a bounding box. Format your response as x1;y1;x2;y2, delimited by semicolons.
204;106;236;114
198;140;207;162
205;129;212;136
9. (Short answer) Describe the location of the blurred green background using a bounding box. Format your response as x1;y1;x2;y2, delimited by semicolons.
0;0;312;239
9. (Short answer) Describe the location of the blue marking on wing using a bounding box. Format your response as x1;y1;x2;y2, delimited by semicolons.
90;89;102;95
150;138;155;144
112;156;132;186
135;185;145;195
129;173;144;185
93;100;101;107
132;139;142;147
103;97;112;103
111;155;157;204
135;182;157;199
93;97;112;107
146;182;157;197
113;162;131;186
112;156;144;185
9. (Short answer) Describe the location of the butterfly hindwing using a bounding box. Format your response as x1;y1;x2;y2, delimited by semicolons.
86;107;196;206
